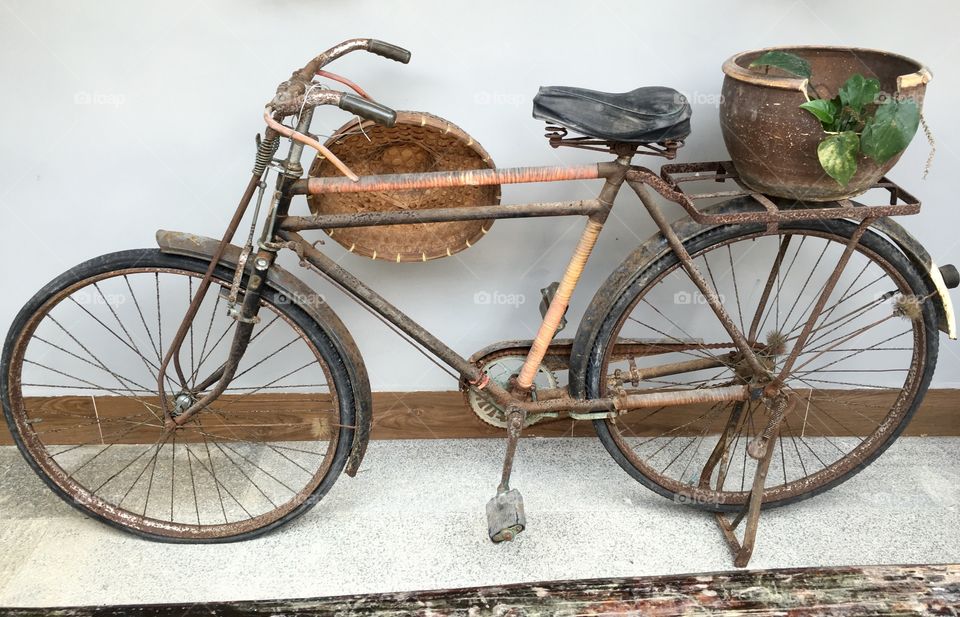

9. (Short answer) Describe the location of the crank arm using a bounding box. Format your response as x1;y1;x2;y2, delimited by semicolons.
498;408;525;492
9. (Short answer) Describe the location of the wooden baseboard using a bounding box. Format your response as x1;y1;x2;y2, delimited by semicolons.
368;389;960;439
1;388;957;445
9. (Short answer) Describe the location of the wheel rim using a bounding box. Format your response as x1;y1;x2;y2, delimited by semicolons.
599;227;927;506
5;265;341;539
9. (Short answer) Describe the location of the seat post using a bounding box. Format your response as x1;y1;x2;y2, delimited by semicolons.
514;155;632;391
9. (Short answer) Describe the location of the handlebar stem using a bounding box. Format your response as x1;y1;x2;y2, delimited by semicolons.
284;106;315;177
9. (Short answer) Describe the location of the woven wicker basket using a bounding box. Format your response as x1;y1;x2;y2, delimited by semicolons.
307;111;499;262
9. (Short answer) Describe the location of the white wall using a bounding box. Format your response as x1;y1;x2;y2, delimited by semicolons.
1;0;957;390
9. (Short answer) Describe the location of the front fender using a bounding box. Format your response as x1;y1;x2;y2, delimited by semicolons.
568;197;956;398
155;230;373;477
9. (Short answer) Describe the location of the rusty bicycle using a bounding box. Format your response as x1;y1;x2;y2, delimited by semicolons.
3;39;957;566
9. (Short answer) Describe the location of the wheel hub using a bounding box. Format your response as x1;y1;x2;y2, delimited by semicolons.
171;392;195;418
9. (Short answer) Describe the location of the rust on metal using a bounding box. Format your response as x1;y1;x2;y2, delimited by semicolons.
614;353;733;384
279;200;603;231
155;171;264;418
508;384;752;416
545;124;684;158
771;218;876;389
514;159;628;391
634;161;921;225
156;230;374;477
10;34;955;569
270;38;375;113
264;108;359;181
630;180;770;379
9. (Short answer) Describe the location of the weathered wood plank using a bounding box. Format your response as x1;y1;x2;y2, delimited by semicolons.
2;389;957;445
0;564;957;616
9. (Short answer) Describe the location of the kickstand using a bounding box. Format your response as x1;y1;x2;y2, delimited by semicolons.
712;391;795;567
713;421;781;568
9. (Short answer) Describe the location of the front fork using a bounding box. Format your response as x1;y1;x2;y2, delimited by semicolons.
159;111;311;428
164;249;275;428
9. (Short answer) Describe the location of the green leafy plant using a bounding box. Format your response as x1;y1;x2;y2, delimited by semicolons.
748;51;920;187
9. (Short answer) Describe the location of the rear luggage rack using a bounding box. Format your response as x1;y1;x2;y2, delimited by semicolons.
632;161;921;227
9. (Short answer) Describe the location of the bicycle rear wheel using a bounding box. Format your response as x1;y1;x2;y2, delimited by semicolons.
581;219;938;510
1;249;356;541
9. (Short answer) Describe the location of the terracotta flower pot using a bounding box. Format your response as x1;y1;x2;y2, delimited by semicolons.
720;46;930;201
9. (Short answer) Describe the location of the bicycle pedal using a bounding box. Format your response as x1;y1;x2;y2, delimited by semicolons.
486;489;526;543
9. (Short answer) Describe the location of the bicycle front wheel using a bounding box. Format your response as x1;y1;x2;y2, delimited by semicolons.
1;249;356;541
582;219;938;511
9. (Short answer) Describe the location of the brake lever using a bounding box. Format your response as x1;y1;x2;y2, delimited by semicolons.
316;70;372;100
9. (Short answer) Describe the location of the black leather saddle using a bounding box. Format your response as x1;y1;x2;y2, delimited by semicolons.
532;85;691;144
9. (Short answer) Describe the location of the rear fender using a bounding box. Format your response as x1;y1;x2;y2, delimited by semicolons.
155;230;373;477
870;217;956;340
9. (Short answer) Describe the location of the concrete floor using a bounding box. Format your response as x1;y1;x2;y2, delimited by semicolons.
0;436;957;607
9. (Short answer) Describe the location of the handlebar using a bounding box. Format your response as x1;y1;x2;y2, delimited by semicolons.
269;37;409;116
263;38;409;181
268;88;397;127
338;94;397;127
367;39;411;64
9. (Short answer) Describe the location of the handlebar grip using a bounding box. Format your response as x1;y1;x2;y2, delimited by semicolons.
338;93;397;127
367;39;411;64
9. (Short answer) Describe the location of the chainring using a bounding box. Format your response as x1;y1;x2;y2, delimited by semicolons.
463;352;559;429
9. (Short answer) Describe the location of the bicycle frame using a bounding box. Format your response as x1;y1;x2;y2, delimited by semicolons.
158;110;904;430
277;156;764;412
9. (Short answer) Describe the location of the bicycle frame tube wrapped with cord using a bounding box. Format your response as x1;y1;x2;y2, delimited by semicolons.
308;111;499;262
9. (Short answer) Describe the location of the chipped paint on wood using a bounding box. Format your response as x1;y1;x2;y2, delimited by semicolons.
5;564;959;616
